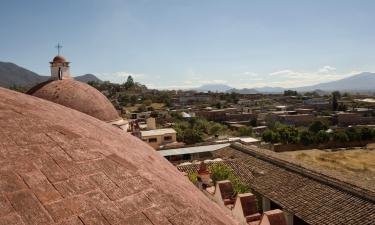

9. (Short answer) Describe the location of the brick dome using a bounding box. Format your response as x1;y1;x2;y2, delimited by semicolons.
27;79;121;122
52;55;67;63
0;87;236;225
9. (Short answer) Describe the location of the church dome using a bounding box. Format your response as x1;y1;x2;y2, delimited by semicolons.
52;55;67;63
27;79;121;122
0;87;235;225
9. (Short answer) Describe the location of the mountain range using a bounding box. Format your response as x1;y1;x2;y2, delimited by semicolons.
196;72;375;93
0;62;102;88
1;62;375;93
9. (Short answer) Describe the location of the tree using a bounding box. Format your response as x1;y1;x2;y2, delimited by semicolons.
210;163;232;185
332;131;349;142
237;126;253;137
249;117;258;127
360;128;375;140
284;90;297;96
309;121;328;133
124;75;135;89
314;130;330;143
300;131;313;145
262;130;280;143
332;91;341;111
277;126;299;144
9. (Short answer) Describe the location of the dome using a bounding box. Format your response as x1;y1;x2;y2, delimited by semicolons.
27;79;121;122
0;87;236;225
52;55;67;63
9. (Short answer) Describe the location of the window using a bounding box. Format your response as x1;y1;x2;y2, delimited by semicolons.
148;138;157;143
164;136;172;141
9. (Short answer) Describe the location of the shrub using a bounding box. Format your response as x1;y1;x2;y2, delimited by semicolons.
314;130;330;143
210;163;232;185
332;131;349;142
188;172;198;184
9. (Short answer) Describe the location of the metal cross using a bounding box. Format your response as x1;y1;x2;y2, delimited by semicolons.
55;43;63;55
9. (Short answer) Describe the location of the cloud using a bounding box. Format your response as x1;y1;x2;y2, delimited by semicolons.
318;65;336;73
264;66;361;88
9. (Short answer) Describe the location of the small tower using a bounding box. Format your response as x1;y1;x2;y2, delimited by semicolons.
50;43;71;80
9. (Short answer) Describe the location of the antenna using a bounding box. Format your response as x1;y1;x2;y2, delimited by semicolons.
55;43;63;55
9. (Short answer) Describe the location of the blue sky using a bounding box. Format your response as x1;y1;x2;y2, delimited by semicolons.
0;0;374;89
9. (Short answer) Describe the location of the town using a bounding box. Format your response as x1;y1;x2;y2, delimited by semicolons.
1;1;374;224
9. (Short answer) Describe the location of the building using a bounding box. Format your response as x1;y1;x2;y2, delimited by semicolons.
141;128;177;149
27;54;128;130
0;87;237;225
178;143;375;225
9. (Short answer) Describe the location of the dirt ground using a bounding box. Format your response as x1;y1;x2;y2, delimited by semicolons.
279;146;375;191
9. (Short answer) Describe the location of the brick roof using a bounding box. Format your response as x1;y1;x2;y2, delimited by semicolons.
27;79;121;122
177;147;375;225
0;88;236;225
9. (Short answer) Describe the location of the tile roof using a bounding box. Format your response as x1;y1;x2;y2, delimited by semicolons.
0;88;236;225
177;146;375;225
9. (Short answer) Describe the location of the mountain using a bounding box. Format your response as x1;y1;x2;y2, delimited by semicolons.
195;84;233;92
0;62;48;87
74;74;102;83
295;72;375;92
255;86;285;93
0;62;102;87
226;88;258;94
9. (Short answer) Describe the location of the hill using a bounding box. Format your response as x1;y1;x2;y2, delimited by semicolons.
0;62;47;87
0;62;102;87
195;84;233;92
295;72;375;92
74;74;102;83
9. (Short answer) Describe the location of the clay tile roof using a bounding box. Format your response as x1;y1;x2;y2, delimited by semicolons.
27;79;121;122
0;87;236;225
260;209;287;225
52;55;67;63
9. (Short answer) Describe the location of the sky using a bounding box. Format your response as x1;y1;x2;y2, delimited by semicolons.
0;0;374;89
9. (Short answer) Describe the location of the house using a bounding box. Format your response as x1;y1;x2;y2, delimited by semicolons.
141;128;177;149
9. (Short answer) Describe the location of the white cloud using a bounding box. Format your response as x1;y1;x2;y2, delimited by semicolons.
318;65;336;73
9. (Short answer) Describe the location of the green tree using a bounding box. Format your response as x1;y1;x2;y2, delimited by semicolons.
124;75;135;89
332;91;341;111
332;131;349;142
262;130;280;143
309;121;328;133
314;130;330;143
210;163;232;185
237;126;253;137
300;131;313;145
360;128;375;140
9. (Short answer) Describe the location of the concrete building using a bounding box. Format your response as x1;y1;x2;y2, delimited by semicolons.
141;128;177;149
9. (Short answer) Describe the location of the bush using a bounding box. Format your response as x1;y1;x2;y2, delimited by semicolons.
237;126;253;136
262;130;280;143
314;130;330;143
210;164;250;194
300;131;313;145
188;172;198;184
309;121;328;134
332;131;349;142
210;163;232;185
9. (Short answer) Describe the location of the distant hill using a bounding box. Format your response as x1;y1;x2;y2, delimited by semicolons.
226;88;258;94
0;62;47;87
74;74;102;83
294;72;375;92
195;84;233;92
0;62;102;87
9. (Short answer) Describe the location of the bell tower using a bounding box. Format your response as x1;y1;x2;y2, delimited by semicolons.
50;43;71;80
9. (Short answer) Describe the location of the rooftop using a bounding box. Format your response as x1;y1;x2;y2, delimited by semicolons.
178;144;375;225
141;128;177;137
0;87;236;225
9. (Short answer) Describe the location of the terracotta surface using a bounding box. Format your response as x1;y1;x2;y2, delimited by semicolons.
0;88;237;225
52;55;67;63
27;79;121;122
